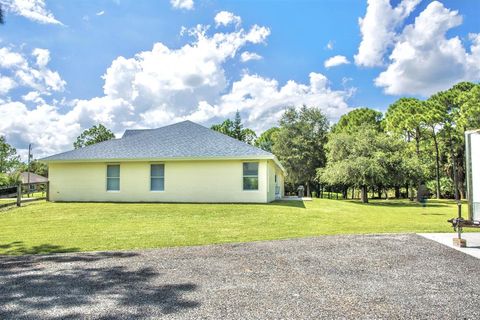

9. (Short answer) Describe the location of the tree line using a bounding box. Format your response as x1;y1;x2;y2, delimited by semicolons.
1;81;478;202
209;82;479;203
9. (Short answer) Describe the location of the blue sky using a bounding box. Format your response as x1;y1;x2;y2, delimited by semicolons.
0;0;479;158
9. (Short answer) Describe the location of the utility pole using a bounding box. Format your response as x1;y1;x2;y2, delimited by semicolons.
27;144;32;198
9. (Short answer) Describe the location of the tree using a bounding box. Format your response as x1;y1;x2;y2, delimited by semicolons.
423;99;447;199
456;83;480;130
210;112;257;145
233;111;243;140
318;126;419;203
0;4;4;24
273;106;329;196
428;82;476;200
385;98;426;154
242;128;257;145
332;108;383;134
74;124;115;149
255;127;279;152
210;119;234;136
18;160;48;177
385;98;427;200
0;136;20;173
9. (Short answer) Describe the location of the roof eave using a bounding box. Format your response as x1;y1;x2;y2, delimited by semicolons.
40;154;276;164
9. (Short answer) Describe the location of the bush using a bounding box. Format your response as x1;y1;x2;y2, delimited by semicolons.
0;172;20;187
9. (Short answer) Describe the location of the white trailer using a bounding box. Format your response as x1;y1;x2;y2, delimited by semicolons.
466;129;480;221
448;130;480;247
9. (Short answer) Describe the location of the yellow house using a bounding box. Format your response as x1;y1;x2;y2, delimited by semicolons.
41;121;285;203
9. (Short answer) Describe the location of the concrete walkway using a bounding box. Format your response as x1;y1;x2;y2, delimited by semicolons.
418;232;480;259
281;196;312;201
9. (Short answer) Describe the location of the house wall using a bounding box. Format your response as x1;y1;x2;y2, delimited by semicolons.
267;160;285;202
48;159;282;203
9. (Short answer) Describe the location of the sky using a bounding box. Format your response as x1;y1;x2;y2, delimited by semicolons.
0;0;479;159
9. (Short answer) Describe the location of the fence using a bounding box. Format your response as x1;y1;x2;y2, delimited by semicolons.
0;182;49;209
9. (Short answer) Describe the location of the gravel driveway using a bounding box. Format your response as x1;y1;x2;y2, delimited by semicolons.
1;234;479;319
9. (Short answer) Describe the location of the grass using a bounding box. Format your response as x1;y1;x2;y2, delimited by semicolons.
0;198;464;255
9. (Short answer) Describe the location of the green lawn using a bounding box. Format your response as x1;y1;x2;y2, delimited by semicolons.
0;199;462;255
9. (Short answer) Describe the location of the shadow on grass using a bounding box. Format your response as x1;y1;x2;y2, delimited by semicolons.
0;243;200;318
0;241;80;255
267;200;306;209
346;199;451;208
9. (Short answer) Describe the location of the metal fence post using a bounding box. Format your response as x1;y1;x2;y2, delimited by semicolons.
46;182;50;201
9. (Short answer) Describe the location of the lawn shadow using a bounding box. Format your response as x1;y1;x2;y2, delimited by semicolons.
346;199;451;208
0;244;200;318
267;200;306;209
0;241;80;255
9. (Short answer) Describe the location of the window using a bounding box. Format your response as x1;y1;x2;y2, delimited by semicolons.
243;162;259;190
151;164;165;191
106;165;120;191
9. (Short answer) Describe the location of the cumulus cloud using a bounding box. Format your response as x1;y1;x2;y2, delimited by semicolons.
0;47;66;95
214;11;241;27
96;10;105;16
240;51;262;62
0;16;354;159
1;0;63;25
354;0;420;67
375;1;480;96
0;76;16;95
170;0;194;10
209;72;353;132
324;55;350;68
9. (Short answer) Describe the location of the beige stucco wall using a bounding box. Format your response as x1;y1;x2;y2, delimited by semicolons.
267;160;285;202
49;159;284;203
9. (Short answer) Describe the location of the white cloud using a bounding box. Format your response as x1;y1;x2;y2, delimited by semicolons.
0;47;27;69
240;51;262;62
0;15;354;159
102;23;270;120
96;10;105;16
375;1;480;96
326;40;334;50
170;0;194;10
324;55;350;68
1;0;63;25
214;11;241;27
0;47;66;95
354;0;420;67
22;91;44;103
210;72;353;132
0;76;16;94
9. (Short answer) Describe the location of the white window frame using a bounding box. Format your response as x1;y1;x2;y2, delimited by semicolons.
242;162;259;191
150;163;165;192
106;164;120;192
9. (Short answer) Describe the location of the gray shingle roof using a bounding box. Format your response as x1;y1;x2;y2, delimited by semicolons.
41;121;274;162
20;172;48;183
122;129;153;138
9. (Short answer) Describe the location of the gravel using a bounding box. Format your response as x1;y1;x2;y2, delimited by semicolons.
1;234;480;319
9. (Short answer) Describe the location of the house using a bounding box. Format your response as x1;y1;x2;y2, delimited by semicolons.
41;121;285;203
20;172;48;192
20;172;48;184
